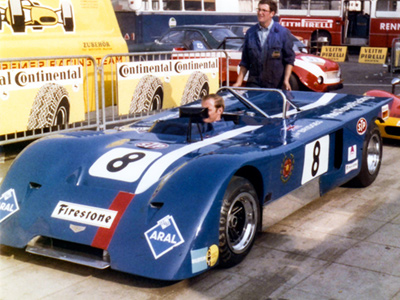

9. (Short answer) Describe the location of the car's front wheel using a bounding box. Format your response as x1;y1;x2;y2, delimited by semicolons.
348;122;382;187
219;176;259;267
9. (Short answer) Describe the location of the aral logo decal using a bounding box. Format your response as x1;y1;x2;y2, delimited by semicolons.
0;189;19;223
51;201;118;228
145;215;184;259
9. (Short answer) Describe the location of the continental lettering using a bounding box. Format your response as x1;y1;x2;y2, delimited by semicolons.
14;68;82;87
119;61;173;77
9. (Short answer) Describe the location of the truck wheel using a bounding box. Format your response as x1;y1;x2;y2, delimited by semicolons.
61;1;74;32
8;0;25;32
347;123;382;187
27;83;70;130
219;176;259;267
181;71;209;105
130;75;163;113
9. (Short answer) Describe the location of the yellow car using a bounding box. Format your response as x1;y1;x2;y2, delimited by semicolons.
366;77;400;140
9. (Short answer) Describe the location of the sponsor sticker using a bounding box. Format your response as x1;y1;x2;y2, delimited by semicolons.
136;142;169;149
356;118;367;135
346;160;359;174
191;244;219;274
144;215;184;259
280;154;295;183
51;201;118;229
0;189;19;223
348;145;357;161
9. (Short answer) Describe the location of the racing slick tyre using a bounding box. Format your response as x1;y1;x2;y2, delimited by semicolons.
130;75;163;113
61;1;74;32
219;176;260;267
27;83;70;130
8;0;25;32
347;123;382;187
181;71;209;105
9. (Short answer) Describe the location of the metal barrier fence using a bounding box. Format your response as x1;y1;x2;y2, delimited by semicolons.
0;55;98;146
0;50;232;145
391;37;400;75
99;50;231;129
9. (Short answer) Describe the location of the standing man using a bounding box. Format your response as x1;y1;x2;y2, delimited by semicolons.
233;0;295;90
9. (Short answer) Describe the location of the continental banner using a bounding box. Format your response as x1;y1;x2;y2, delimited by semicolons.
116;58;219;115
0;66;85;135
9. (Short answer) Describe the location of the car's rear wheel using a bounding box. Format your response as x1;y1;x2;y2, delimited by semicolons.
347;123;382;187
219;176;259;267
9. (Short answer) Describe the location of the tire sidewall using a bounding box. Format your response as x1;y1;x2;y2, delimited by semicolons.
219;176;259;267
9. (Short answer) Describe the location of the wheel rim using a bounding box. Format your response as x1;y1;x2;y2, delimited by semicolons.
226;191;258;254
367;133;381;175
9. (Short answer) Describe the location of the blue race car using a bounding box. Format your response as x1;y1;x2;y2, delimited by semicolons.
0;87;392;280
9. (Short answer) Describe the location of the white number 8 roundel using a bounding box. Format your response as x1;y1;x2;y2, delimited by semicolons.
89;148;162;182
301;135;330;185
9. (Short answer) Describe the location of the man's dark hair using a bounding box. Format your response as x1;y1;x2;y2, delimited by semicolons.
258;0;278;13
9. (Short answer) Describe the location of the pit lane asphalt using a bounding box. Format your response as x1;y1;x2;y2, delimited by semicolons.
1;54;400;300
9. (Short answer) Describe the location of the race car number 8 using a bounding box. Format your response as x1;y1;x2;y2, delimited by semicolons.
301;135;330;185
89;148;162;182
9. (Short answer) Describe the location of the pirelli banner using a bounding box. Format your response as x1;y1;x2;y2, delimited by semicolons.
0;66;85;135
116;58;219;115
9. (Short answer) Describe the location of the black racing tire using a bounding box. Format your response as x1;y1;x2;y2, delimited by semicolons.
130;75;163;113
61;1;74;32
181;71;209;105
289;73;302;91
219;176;259;268
347;123;382;187
27;83;70;130
9;0;25;32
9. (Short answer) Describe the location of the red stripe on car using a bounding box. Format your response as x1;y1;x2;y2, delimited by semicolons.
91;191;134;249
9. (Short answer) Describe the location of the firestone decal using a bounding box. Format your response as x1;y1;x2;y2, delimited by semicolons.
145;215;184;259
51;201;118;229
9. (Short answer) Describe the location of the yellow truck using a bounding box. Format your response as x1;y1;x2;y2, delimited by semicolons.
0;0;128;137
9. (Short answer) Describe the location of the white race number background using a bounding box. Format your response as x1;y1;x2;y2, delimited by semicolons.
89;148;162;182
301;135;330;185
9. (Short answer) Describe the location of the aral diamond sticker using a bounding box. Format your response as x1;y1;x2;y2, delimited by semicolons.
0;189;19;223
144;215;184;259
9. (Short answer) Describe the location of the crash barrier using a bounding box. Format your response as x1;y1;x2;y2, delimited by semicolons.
99;50;230;129
391;38;400;75
0;55;98;146
0;51;231;145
